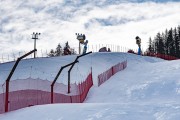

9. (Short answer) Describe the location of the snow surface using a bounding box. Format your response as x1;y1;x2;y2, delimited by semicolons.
0;52;127;85
0;53;180;120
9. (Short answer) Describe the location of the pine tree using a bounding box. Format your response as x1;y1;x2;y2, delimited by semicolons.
148;37;153;53
174;28;179;57
48;49;55;57
63;41;71;55
166;29;173;55
158;33;165;54
55;43;62;56
155;33;163;54
154;37;158;54
163;29;169;55
169;28;176;56
177;26;180;57
151;40;156;53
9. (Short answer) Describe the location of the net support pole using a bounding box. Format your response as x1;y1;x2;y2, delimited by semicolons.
68;51;92;93
51;61;78;103
5;49;37;112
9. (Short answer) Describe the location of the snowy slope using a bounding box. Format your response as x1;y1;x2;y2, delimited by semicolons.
0;103;180;120
86;54;180;104
0;52;127;85
0;53;180;120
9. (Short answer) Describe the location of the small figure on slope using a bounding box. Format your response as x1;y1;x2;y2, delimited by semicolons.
135;36;141;55
83;40;88;54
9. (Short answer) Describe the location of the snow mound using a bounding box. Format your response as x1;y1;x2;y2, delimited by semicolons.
1;53;180;120
0;52;163;85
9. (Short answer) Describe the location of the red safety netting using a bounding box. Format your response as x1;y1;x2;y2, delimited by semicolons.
0;85;5;114
112;61;127;75
98;61;127;86
144;53;179;60
0;72;93;114
54;73;93;103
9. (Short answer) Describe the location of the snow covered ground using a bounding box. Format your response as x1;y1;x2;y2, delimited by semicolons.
0;52;180;120
0;52;126;85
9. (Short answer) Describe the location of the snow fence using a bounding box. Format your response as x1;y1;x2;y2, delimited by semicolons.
0;72;93;114
144;53;179;60
98;60;127;86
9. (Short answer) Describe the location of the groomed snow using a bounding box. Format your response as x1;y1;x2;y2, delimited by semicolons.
0;103;180;120
0;52;127;85
0;53;180;120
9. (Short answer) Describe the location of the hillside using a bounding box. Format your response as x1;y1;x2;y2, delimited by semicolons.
0;53;180;120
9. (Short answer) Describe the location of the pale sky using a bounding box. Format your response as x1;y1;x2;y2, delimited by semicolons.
0;0;180;58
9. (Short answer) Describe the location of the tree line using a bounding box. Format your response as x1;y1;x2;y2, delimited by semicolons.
147;26;180;58
48;41;76;57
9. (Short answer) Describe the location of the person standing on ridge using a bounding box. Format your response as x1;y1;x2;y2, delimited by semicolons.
135;36;141;55
83;40;88;54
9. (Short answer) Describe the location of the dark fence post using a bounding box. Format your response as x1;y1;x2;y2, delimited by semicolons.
68;52;92;93
112;66;114;75
5;49;37;112
51;61;78;103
